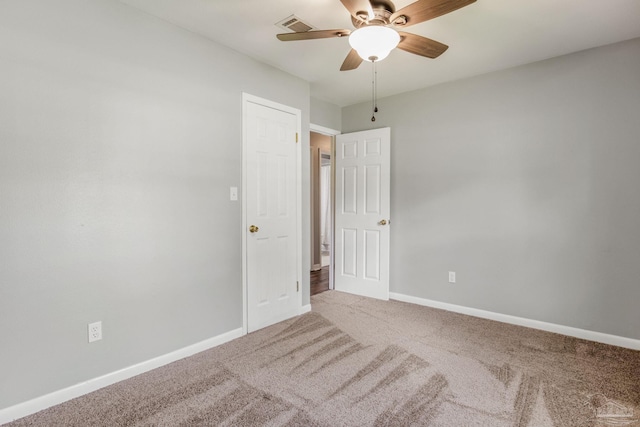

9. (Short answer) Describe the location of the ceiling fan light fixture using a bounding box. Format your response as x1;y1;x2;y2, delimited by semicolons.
349;25;400;62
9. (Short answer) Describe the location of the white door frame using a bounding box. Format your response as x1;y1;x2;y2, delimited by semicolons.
310;124;340;291
242;93;302;335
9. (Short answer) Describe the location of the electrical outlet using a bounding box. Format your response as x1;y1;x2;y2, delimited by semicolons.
88;321;102;343
448;271;456;283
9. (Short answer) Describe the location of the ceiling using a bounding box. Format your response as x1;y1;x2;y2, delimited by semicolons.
119;0;640;107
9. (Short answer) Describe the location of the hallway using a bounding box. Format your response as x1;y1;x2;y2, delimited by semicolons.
310;266;329;296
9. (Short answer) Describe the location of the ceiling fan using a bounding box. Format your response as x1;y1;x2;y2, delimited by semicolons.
276;0;476;71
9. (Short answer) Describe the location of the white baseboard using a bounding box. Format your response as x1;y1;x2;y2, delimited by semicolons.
301;304;312;314
0;327;244;425
389;293;640;351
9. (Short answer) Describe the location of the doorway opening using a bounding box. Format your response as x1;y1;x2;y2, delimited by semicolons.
309;126;391;300
310;129;336;296
320;152;332;268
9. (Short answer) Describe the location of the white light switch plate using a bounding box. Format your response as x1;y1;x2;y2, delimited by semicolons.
230;186;238;201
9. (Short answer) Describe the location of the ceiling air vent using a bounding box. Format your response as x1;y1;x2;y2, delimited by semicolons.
276;15;315;33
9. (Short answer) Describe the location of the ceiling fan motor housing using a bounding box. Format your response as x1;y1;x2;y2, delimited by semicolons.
353;0;396;27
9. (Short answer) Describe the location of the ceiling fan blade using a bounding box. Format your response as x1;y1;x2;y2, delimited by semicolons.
397;32;448;58
339;0;374;21
391;0;476;28
340;49;364;71
277;29;351;41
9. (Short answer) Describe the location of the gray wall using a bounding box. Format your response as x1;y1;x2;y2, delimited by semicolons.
0;0;310;409
310;97;342;131
342;38;640;340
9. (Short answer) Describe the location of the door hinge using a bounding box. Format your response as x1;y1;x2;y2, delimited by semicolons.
296;132;299;143
296;281;299;292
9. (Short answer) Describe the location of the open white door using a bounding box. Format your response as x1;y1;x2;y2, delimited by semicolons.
334;127;390;300
244;94;301;333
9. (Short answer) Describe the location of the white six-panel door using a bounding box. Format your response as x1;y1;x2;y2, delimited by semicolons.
334;127;390;300
244;95;301;333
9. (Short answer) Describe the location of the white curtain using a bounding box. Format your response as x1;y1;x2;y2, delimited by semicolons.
320;164;331;250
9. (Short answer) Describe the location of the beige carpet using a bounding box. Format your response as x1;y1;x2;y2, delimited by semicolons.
8;291;640;426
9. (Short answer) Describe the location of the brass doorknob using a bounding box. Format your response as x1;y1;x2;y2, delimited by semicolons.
379;219;388;226
249;225;259;233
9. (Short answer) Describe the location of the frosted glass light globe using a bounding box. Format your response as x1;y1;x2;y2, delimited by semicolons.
349;26;400;62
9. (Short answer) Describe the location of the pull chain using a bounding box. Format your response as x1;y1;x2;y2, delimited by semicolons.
371;59;378;122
